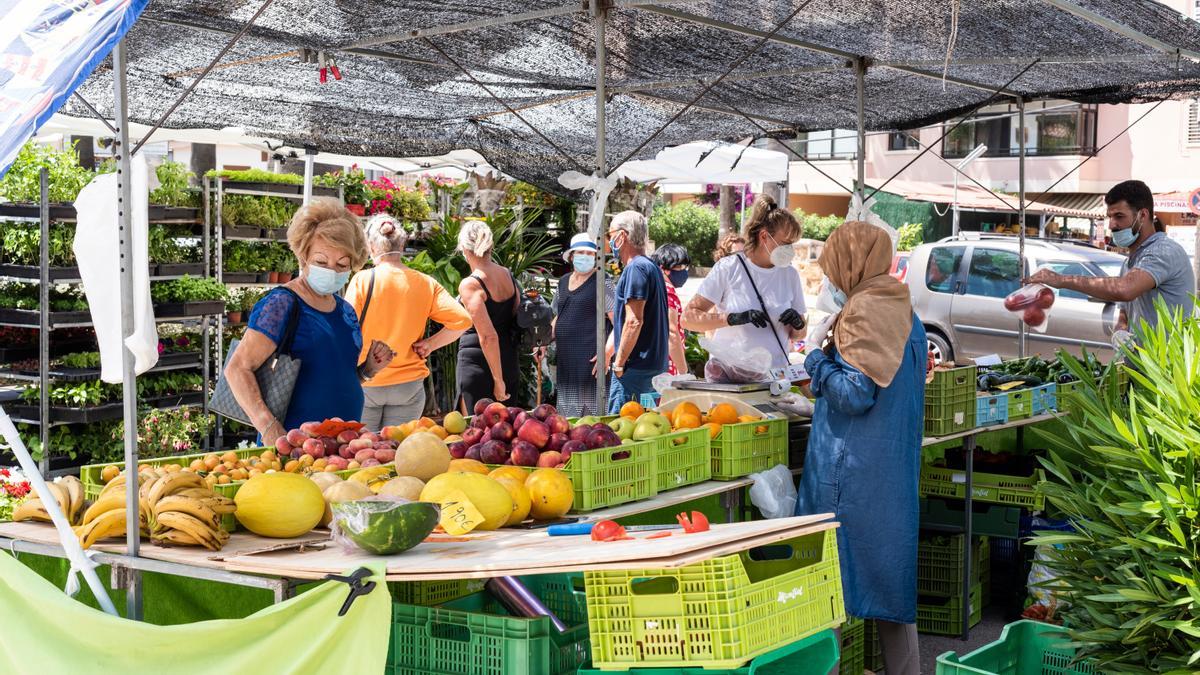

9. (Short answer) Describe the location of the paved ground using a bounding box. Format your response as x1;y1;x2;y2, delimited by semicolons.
916;607;1009;674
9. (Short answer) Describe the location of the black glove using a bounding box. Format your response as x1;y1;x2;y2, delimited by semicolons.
728;310;769;328
779;308;806;330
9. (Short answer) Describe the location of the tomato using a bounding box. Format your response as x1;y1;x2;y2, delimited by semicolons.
676;511;711;533
591;520;628;541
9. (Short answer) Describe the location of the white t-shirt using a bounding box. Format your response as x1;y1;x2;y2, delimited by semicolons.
696;253;807;368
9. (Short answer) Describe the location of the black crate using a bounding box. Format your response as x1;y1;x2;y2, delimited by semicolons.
155;263;206;277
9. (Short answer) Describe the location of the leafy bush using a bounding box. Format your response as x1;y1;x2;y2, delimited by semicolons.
649;201;719;268
0;141;94;203
222;194;298;229
147;224;199;264
793;210;842;242
151;276;227;303
1034;300;1200;673
897;222;924;252
0;223;75;266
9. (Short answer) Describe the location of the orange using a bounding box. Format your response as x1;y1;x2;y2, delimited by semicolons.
525;469;574;520
708;403;739;425
620;401;644;419
673;401;701;425
701;422;723;440
674;412;702;429
428;425;449;440
417;416;437;429
737;414;761;424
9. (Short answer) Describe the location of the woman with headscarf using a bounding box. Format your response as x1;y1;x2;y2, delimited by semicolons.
788;220;926;675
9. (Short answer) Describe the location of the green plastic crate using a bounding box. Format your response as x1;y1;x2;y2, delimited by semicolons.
920;498;1022;539
653;427;712;492
487;439;658;512
925;366;978;437
1004;384;1056;421
710;417;788;480
936;620;1095;674
840;618;865;675
389;573;590;675
920;466;1046;510
389;578;486;606
579;629;838;675
918;534;991;597
918;582;983;636
584;528;845;670
80;447;268;500
864;620;884;672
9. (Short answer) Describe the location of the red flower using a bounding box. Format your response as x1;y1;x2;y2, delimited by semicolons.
0;468;10;477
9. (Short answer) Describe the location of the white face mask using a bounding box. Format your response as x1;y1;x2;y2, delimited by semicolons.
767;232;795;267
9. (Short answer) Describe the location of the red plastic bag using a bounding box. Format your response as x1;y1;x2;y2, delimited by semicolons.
1003;283;1055;332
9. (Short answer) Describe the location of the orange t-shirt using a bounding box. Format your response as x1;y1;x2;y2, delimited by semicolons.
345;265;472;387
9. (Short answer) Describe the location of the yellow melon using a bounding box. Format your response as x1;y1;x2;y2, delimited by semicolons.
235;473;325;537
420;472;513;531
395;432;451;481
320;480;373;527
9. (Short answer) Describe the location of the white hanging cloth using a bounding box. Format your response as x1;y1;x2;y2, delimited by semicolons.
73;154;158;382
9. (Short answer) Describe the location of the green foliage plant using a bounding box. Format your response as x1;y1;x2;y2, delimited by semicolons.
649;201;719;267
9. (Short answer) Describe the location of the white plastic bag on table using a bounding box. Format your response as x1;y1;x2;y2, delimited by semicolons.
700;334;772;384
748;464;796;519
1003;282;1056;333
651;372;696;394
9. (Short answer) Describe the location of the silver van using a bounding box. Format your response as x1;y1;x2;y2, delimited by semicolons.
905;236;1123;362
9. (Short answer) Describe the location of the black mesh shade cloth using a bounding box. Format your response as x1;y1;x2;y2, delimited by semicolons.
65;0;1200;192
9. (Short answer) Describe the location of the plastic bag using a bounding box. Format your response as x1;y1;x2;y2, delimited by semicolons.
748;465;796;519
700;334;773;384
330;495;438;555
1003;283;1056;333
651;372;696;394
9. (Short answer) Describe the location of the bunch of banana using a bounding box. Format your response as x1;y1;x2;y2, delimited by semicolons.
79;469;235;551
11;476;84;526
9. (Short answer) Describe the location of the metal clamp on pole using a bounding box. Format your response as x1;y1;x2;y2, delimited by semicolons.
323;567;377;617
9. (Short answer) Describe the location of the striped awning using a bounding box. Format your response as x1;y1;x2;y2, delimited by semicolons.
1035;193;1107;219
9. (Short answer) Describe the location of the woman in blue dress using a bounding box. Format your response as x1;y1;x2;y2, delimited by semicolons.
226;198;395;444
795;221;926;675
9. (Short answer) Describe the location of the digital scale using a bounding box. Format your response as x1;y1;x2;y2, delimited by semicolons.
660;378;808;421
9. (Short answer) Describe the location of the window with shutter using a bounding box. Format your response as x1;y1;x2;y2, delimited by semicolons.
1189;100;1200;146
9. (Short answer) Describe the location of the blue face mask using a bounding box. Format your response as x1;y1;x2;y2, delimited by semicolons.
305;263;349;295
668;269;689;288
573;254;596;274
1112;215;1141;248
829;284;848;309
608;232;623;255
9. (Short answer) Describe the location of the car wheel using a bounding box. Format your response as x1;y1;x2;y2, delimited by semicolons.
927;330;953;365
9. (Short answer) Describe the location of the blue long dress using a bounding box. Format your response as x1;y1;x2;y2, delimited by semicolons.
246;288;365;430
795;319;926;623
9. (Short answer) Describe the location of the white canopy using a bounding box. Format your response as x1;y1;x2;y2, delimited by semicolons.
615;140;788;186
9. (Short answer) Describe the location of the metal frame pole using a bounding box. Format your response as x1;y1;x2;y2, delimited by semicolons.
302;146;316;204
855;58;866;203
594;0;608;414
112;39;143;620
1018;98;1027;358
37;169;50;477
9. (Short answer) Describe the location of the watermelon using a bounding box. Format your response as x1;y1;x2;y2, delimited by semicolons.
331;499;438;555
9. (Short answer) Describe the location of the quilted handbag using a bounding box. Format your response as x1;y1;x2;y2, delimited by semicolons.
208;289;302;426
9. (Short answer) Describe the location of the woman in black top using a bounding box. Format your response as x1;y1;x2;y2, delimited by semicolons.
456;220;521;412
551;233;615;417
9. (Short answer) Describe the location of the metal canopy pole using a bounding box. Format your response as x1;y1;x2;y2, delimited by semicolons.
302;146;316;204
855;58;866;204
38;169;49;478
593;0;608;415
112;39;143;620
1018;98;1027;359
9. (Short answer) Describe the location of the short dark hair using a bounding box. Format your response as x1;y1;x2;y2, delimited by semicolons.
652;243;691;270
1104;180;1154;220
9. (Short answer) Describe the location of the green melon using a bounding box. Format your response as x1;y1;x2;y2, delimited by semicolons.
330;499;439;555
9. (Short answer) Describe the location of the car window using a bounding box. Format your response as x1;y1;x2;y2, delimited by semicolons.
1040;260;1092;300
965;248;1021;299
925;247;963;293
1097;261;1123;277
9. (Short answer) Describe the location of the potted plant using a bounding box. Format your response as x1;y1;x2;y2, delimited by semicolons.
225;288;244;323
318;166;369;216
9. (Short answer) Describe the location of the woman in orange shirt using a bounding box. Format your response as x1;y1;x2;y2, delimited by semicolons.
346;215;473;429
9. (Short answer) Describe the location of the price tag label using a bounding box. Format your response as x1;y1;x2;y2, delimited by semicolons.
769;365;809;382
951;472;967;484
439;489;485;535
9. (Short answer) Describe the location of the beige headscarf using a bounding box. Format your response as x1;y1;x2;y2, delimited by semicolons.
820;221;914;388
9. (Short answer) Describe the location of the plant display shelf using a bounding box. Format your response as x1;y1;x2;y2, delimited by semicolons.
0;303;224;328
0;350;202;383
0;203;201;223
7;391;205;426
0;263;207;283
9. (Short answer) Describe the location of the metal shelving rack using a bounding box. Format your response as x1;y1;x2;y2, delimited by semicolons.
0;169;219;475
206;176;342;448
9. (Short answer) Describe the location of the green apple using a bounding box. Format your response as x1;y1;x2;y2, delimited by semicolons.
577;415;600;426
608;417;635;440
622;438;636;445
636;412;672;435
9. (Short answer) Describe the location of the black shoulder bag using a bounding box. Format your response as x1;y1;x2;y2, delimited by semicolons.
733;253;792;363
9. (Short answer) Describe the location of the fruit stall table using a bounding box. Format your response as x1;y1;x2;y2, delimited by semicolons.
0;474;801;597
921;411;1057;640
